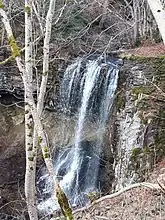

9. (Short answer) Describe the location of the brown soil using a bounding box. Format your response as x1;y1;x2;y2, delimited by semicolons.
121;43;165;58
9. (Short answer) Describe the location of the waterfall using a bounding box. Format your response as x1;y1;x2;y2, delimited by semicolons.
37;56;120;214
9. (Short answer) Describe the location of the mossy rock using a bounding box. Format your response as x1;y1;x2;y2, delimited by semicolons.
132;86;154;97
116;92;125;111
130;147;141;160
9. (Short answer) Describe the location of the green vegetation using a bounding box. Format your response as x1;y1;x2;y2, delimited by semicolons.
56;184;73;220
44;146;49;153
28;156;34;161
44;152;50;159
9;35;20;58
88;191;99;203
121;55;165;63
116;92;125;111
25;6;31;16
154;109;165;160
0;0;4;8
130;147;141;160
132;86;153;96
38;136;43;144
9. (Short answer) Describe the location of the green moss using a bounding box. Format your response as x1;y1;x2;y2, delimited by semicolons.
9;35;20;58
56;184;73;219
44;152;50;158
154;110;165;160
28;156;34;161
0;0;4;8
132;86;153;96
116;92;125;111
43;146;50;158
88;191;99;203
38;136;43;144
142;146;153;154
138;100;151;109
44;146;49;153
129;146;156;181
153;59;165;88
130;147;141;160
25;6;31;16
121;55;165;63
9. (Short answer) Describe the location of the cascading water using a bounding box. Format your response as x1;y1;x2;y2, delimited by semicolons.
37;56;120;214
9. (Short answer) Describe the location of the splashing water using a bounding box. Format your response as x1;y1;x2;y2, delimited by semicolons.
37;56;120;214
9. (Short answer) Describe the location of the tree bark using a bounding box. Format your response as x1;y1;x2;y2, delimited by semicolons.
0;1;73;219
37;0;57;112
24;1;38;219
147;0;165;44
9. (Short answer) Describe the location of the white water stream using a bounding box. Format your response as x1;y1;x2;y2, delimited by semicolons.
37;57;119;214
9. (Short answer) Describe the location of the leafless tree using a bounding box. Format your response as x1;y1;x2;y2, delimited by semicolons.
0;0;73;219
147;0;165;44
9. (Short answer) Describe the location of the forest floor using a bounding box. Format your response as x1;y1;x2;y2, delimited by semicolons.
72;158;165;220
120;43;165;58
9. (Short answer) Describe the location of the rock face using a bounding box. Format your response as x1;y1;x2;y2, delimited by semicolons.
0;105;25;217
0;48;24;98
113;58;165;190
0;56;165;218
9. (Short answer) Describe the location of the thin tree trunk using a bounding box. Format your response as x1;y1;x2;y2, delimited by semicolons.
147;0;165;44
0;2;73;219
24;0;38;218
37;0;57;112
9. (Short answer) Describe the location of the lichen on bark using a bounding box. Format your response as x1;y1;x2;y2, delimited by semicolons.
28;156;34;161
0;0;4;8
44;152;50;158
8;35;20;57
25;6;31;16
56;184;73;220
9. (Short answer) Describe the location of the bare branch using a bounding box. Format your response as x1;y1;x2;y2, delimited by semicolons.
73;182;162;215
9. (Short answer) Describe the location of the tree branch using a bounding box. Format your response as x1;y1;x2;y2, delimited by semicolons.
73;182;161;215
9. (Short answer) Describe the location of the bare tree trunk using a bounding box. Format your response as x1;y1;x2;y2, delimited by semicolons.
0;1;73;219
24;0;38;219
147;0;165;44
37;0;56;112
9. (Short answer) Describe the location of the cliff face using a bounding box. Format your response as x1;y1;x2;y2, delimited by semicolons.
101;56;165;196
114;57;165;188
